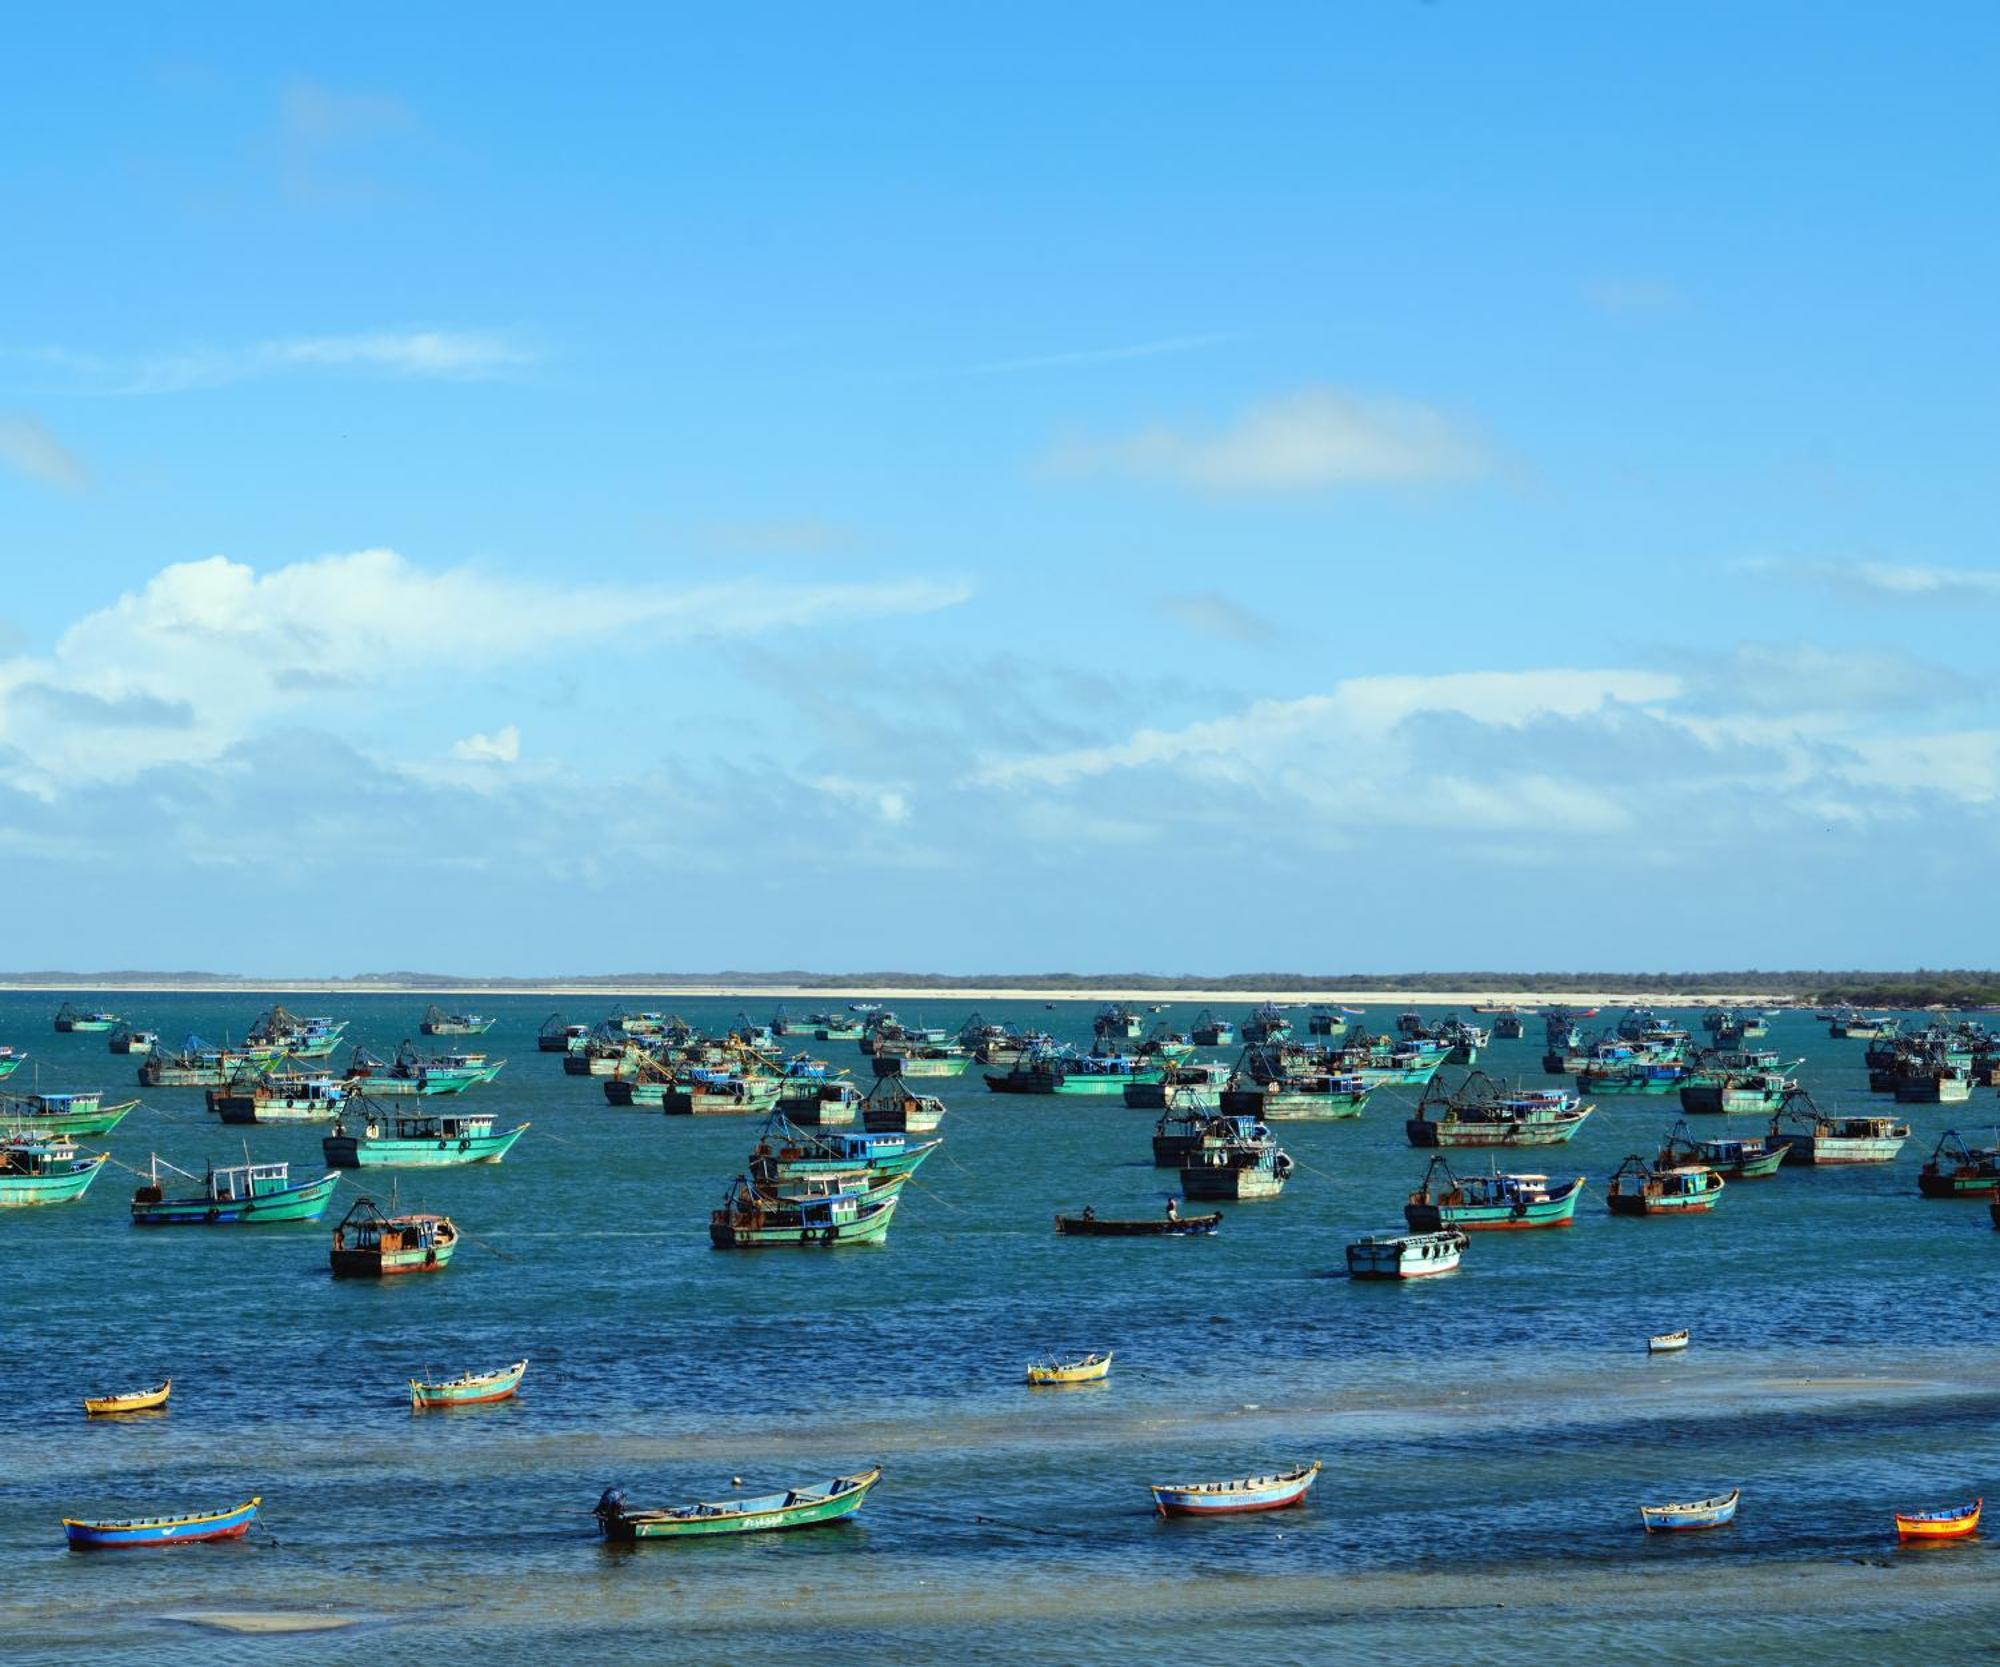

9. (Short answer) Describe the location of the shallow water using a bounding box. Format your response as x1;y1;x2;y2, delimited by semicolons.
4;995;1998;1664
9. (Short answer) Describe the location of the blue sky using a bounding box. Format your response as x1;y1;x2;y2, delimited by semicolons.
3;3;1999;975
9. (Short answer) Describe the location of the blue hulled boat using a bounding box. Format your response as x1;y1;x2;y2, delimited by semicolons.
63;1496;261;1548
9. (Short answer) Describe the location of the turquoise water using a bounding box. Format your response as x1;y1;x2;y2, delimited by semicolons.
4;995;1999;1664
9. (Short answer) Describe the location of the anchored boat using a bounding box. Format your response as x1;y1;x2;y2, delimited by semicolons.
0;1135;109;1206
1656;1119;1790;1180
1026;1351;1112;1386
1;1089;134;1138
859;1071;946;1133
1918;1130;2000;1199
1347;1228;1467;1278
1405;1072;1592;1148
83;1379;171;1416
745;1118;939;1188
108;1027;157;1056
1605;1156;1725;1216
1179;1136;1292;1201
410;1359;526;1410
1151;1461;1320;1516
1769;1092;1910;1165
708;1175;901;1248
1402;1156;1585;1231
54;1002;122;1034
594;1468;881;1539
63;1497;260;1548
1894;1499;1981;1541
130;1157;338;1225
420;1004;494;1036
323;1108;529;1168
208;1069;348;1124
329;1197;459;1277
1640;1489;1739;1532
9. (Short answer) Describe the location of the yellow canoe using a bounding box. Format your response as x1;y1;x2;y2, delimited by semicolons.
1026;1351;1112;1386
84;1377;171;1416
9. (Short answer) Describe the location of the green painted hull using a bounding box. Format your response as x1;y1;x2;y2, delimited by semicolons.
0;1058;22;1081
3;1103;132;1138
0;1156;107;1206
323;1124;527;1167
1051;1071;1164;1096
57;1021;116;1033
131;1171;339;1224
601;1471;879;1539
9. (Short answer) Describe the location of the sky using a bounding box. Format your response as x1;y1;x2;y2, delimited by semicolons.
3;3;1999;976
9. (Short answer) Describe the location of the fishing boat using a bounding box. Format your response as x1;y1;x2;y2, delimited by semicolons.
1648;1330;1690;1354
1405;1073;1592;1148
538;1014;590;1053
1240;1002;1293;1045
1829;1013;1896;1040
245;1006;347;1059
1894;1060;1976;1105
108;1027;157;1056
0;1135;109;1206
1605;1156;1725;1216
83;1379;171;1416
1151;1461;1320;1516
594;1468;882;1539
1052;1053;1165;1096
1221;1062;1371;1120
808;1011;865;1042
709;1176;901;1248
1093;1004;1144;1040
1152;1110;1266;1168
662;1068;784;1116
1769;1094;1910;1165
0;1089;135;1138
1346;1229;1467;1279
1180;1137;1292;1201
130;1157;338;1225
1189;1010;1237;1047
208;1070;348;1124
1656;1119;1790;1180
1894;1499;1981;1541
1054;1207;1221;1236
860;1072;946;1133
1490;1009;1526;1040
1639;1489;1739;1532
1026;1351;1112;1385
54;1002;122;1033
746;1119;939;1187
328;1197;459;1277
323;1108;529;1168
420;1004;495;1036
779;1076;861;1127
1125;1060;1232;1111
140;1036;262;1088
1306;1005;1350;1039
345;1042;492;1097
875;1044;972;1079
409;1359;527;1410
63;1497;260;1548
1679;1051;1798;1116
1918;1130;2000;1199
1401;1156;1585;1231
0;1044;24;1081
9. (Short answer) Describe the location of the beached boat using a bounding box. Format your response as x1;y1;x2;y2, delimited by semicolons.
410;1359;527;1410
1190;1010;1237;1047
1918;1130;2000;1199
594;1468;882;1539
1894;1499;1981;1541
130;1157;338;1225
1346;1229;1467;1279
83;1379;171;1416
323;1109;529;1168
54;1002;122;1034
709;1176;901;1248
0;1135;109;1206
1769;1095;1910;1165
1026;1351;1112;1386
1151;1461;1320;1517
63;1497;260;1548
1656;1119;1790;1180
420;1004;495;1036
1180;1137;1292;1201
1402;1157;1585;1231
329;1198;458;1277
1054;1207;1221;1237
1640;1489;1739;1532
1405;1073;1592;1148
0;1089;135;1138
108;1028;157;1055
208;1070;348;1124
1648;1330;1690;1354
1605;1156;1725;1216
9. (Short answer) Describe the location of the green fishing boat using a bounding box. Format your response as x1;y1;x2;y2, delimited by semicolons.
708;1175;901;1248
54;1002;121;1034
322;1109;530;1168
0;1047;24;1081
1;1090;136;1138
745;1118;939;1187
0;1135;108;1206
594;1468;881;1539
130;1156;339;1224
419;1005;495;1036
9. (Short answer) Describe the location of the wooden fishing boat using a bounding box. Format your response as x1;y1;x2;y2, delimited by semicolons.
54;1002;122;1033
1639;1489;1739;1532
1026;1351;1112;1385
419;1004;495;1036
1346;1229;1467;1279
0;1089;134;1138
208;1070;348;1124
0;1135;109;1206
84;1378;171;1416
1405;1073;1592;1148
131;1157;338;1225
859;1073;946;1133
1126;1061;1232;1111
344;1043;489;1097
779;1077;861;1127
709;1176;901;1248
1151;1460;1320;1516
245;1006;347;1059
1916;1130;2000;1198
1402;1157;1585;1231
0;1045;24;1080
1222;1068;1371;1121
1240;1003;1293;1045
1189;1010;1237;1047
662;1069;784;1116
1679;1051;1797;1116
410;1359;527;1410
1306;1005;1351;1038
538;1015;591;1052
1152;1110;1266;1168
1648;1329;1691;1354
108;1028;158;1056
1605;1156;1725;1216
1656;1119;1790;1180
875;1045;972;1078
1054;1207;1221;1237
63;1497;259;1548
1895;1498;1980;1541
323;1108;529;1168
746;1119;938;1187
1180;1138;1292;1201
1769;1093;1910;1165
329;1197;458;1277
595;1468;881;1539
140;1036;262;1088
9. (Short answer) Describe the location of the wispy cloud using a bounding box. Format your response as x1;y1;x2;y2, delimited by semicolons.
1772;556;2000;605
1047;386;1490;493
281;80;419;204
1156;591;1276;644
970;334;1232;375
0;413;88;491
116;329;535;394
452;724;521;764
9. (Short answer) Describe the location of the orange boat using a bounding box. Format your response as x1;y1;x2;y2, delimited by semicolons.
1895;1498;1980;1541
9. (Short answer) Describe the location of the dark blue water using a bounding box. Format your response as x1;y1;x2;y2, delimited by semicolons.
4;993;1998;1664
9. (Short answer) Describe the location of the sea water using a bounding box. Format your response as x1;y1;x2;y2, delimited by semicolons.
2;995;1997;1665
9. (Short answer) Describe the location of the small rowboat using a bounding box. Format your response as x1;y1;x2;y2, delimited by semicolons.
63;1496;259;1548
594;1468;881;1539
1054;1210;1222;1237
1648;1330;1690;1354
1151;1460;1321;1517
1895;1498;1981;1541
410;1360;527;1411
1026;1351;1112;1386
84;1378;171;1416
1640;1488;1739;1532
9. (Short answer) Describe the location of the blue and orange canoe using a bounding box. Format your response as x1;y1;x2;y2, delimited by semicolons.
63;1497;259;1548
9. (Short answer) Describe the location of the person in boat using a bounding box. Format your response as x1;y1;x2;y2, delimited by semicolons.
1081;1204;1096;1221
1164;1196;1179;1221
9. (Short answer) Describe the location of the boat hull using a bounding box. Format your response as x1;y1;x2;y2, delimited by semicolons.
64;1498;259;1547
1404;1182;1583;1232
1641;1491;1739;1532
323;1125;527;1167
1152;1464;1319;1516
411;1360;527;1409
330;1241;457;1277
131;1172;338;1225
0;1155;108;1206
598;1470;880;1539
1406;1113;1589;1148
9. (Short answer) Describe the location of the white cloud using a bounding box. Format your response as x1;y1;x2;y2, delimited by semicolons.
1048;386;1489;493
814;775;913;824
118;330;534;394
1764;556;2000;604
0;413;88;491
1157;591;1275;644
452;724;520;764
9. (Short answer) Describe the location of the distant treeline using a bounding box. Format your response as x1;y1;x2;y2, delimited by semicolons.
8;967;2000;1008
